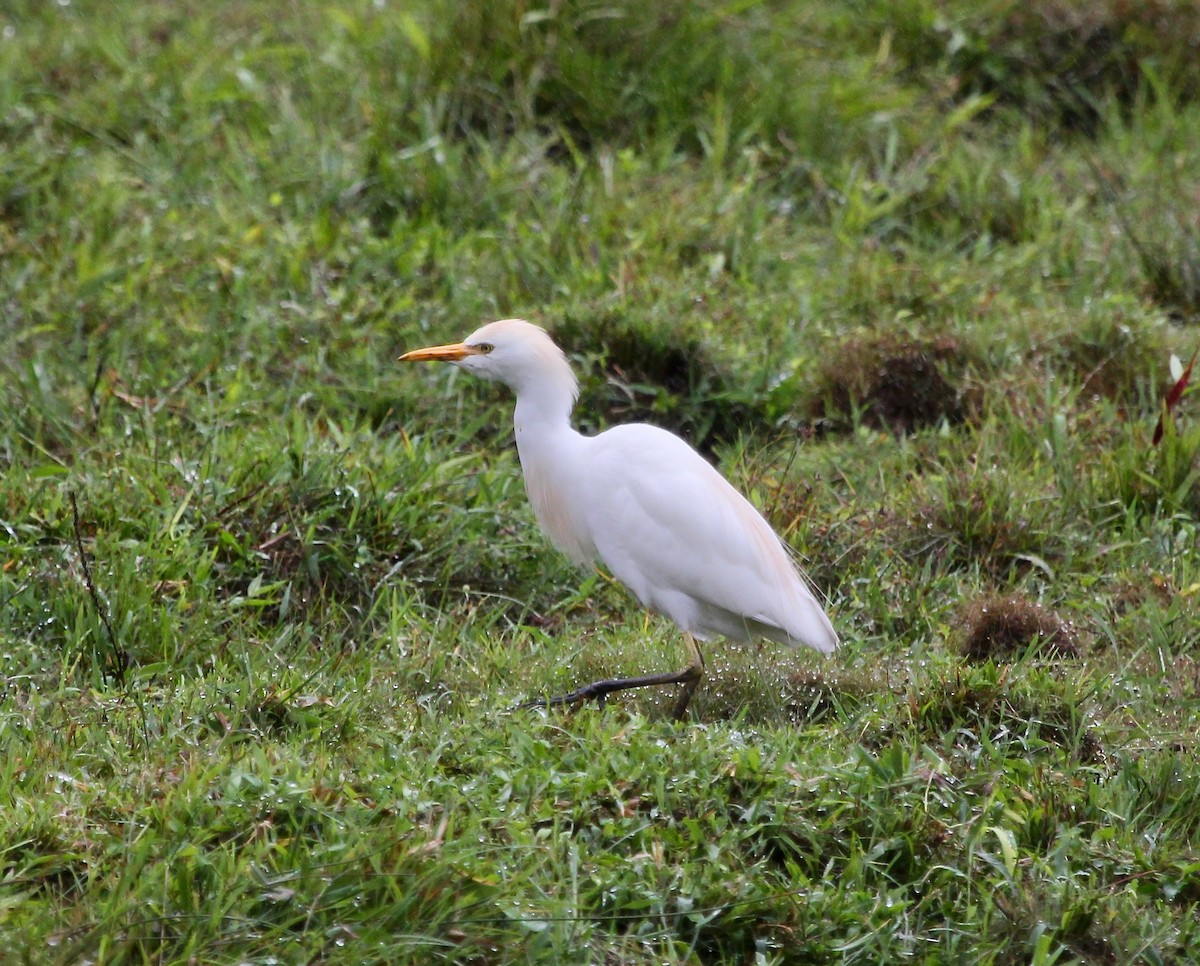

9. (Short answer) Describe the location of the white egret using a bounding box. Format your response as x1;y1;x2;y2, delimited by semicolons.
400;319;837;719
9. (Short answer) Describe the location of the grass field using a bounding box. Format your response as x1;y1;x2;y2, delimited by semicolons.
3;0;1200;962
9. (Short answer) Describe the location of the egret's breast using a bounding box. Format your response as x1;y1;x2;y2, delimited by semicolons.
519;446;596;566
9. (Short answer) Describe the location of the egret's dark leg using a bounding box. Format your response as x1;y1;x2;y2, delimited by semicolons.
518;633;705;721
669;633;705;720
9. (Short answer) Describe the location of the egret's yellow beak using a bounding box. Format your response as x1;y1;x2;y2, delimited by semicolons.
398;342;477;363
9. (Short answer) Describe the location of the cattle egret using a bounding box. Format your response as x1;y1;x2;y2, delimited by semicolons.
400;319;837;719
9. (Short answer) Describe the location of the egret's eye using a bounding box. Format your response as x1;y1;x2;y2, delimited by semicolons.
475;343;495;354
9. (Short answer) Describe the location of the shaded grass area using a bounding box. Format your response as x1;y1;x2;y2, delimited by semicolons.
3;0;1200;961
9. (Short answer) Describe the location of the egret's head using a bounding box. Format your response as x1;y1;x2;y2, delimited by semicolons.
400;319;578;402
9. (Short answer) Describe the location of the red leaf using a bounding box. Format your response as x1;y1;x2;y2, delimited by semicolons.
1153;348;1198;446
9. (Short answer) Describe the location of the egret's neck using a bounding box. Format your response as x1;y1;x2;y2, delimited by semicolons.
508;361;593;565
507;351;580;446
513;379;578;449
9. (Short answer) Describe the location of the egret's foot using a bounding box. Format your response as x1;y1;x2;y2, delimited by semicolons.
516;635;706;721
668;660;703;721
513;679;618;712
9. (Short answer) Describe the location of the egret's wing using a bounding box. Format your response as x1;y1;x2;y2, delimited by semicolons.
579;425;837;652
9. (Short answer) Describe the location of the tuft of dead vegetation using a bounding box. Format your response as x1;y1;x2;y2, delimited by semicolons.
957;593;1080;663
810;332;974;434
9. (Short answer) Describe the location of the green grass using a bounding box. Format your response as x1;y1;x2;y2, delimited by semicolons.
3;0;1200;961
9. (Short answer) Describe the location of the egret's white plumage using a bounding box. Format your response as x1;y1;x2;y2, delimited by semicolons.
400;319;837;717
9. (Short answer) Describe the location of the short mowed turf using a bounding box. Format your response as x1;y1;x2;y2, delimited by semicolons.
3;0;1200;962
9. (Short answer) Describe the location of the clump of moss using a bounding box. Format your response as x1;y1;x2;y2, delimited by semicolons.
810;332;973;434
958;593;1080;663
